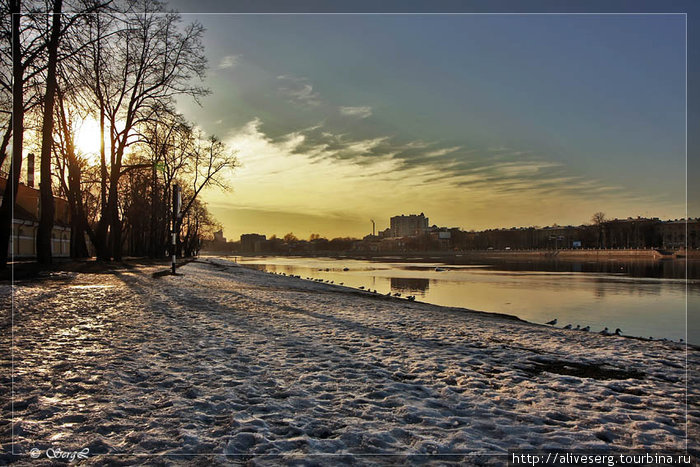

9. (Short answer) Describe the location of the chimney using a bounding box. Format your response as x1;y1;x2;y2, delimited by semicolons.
27;153;34;188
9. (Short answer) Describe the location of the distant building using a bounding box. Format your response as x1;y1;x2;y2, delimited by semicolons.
390;213;429;238
240;233;266;253
213;229;226;243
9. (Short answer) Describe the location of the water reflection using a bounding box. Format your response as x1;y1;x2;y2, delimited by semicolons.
390;277;429;295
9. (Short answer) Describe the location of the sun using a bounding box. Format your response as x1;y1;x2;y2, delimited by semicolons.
73;117;102;160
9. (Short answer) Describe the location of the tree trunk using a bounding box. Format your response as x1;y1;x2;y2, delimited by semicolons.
92;16;110;261
0;0;24;268
0;124;12;170
67;160;89;258
107;177;121;260
148;161;158;257
36;0;63;264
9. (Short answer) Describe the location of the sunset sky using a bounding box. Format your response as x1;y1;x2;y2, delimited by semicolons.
169;9;687;240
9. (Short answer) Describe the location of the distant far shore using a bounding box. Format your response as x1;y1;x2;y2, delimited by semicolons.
206;247;700;262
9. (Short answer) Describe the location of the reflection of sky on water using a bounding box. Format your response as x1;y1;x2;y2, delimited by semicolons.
235;256;698;344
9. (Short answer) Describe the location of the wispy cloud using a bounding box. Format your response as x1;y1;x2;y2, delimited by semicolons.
424;146;461;158
205;118;678;237
277;75;321;106
339;106;372;119
217;55;240;70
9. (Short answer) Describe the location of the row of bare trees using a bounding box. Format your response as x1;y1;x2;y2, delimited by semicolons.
0;0;237;267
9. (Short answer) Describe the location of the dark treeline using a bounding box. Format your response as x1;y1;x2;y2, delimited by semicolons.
207;213;697;255
0;0;236;267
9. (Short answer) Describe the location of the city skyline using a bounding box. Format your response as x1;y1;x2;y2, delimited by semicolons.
216;211;697;243
166;11;687;239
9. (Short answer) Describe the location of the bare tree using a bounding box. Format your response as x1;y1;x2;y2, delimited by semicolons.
53;84;92;257
591;211;607;249
0;0;24;267
34;0;64;264
178;132;237;224
78;0;208;260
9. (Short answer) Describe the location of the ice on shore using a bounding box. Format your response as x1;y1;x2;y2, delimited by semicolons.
1;257;697;465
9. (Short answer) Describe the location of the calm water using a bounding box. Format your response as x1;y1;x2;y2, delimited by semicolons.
230;256;700;344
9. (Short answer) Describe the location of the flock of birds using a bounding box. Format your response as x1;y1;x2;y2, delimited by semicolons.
544;318;621;336
543;318;684;342
265;268;417;301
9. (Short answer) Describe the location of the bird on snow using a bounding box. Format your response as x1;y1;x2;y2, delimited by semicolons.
581;326;590;332
563;324;572;329
545;319;557;326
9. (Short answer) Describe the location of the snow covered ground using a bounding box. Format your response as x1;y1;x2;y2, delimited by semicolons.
1;257;698;465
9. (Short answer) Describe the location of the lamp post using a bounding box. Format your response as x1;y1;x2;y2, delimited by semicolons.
171;183;181;275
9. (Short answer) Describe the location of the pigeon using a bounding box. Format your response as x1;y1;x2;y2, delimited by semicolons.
581;326;590;332
563;324;572;329
545;319;557;326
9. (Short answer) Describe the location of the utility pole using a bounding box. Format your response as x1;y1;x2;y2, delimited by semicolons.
171;184;181;274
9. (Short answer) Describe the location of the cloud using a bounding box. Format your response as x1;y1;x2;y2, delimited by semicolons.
277;75;321;106
339;106;372;119
217;55;239;69
204;118;678;238
423;146;461;158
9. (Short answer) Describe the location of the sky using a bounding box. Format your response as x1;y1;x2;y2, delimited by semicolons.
166;4;689;240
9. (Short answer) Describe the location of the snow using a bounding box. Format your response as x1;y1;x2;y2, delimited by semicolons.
1;257;698;464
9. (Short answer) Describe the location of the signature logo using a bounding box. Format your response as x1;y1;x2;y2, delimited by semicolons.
29;447;89;461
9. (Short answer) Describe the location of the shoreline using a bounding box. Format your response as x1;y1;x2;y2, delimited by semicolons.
2;258;698;463
212;251;700;282
207;248;700;262
231;259;699;351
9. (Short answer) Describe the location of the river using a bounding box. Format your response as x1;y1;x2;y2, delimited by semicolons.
227;255;699;344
